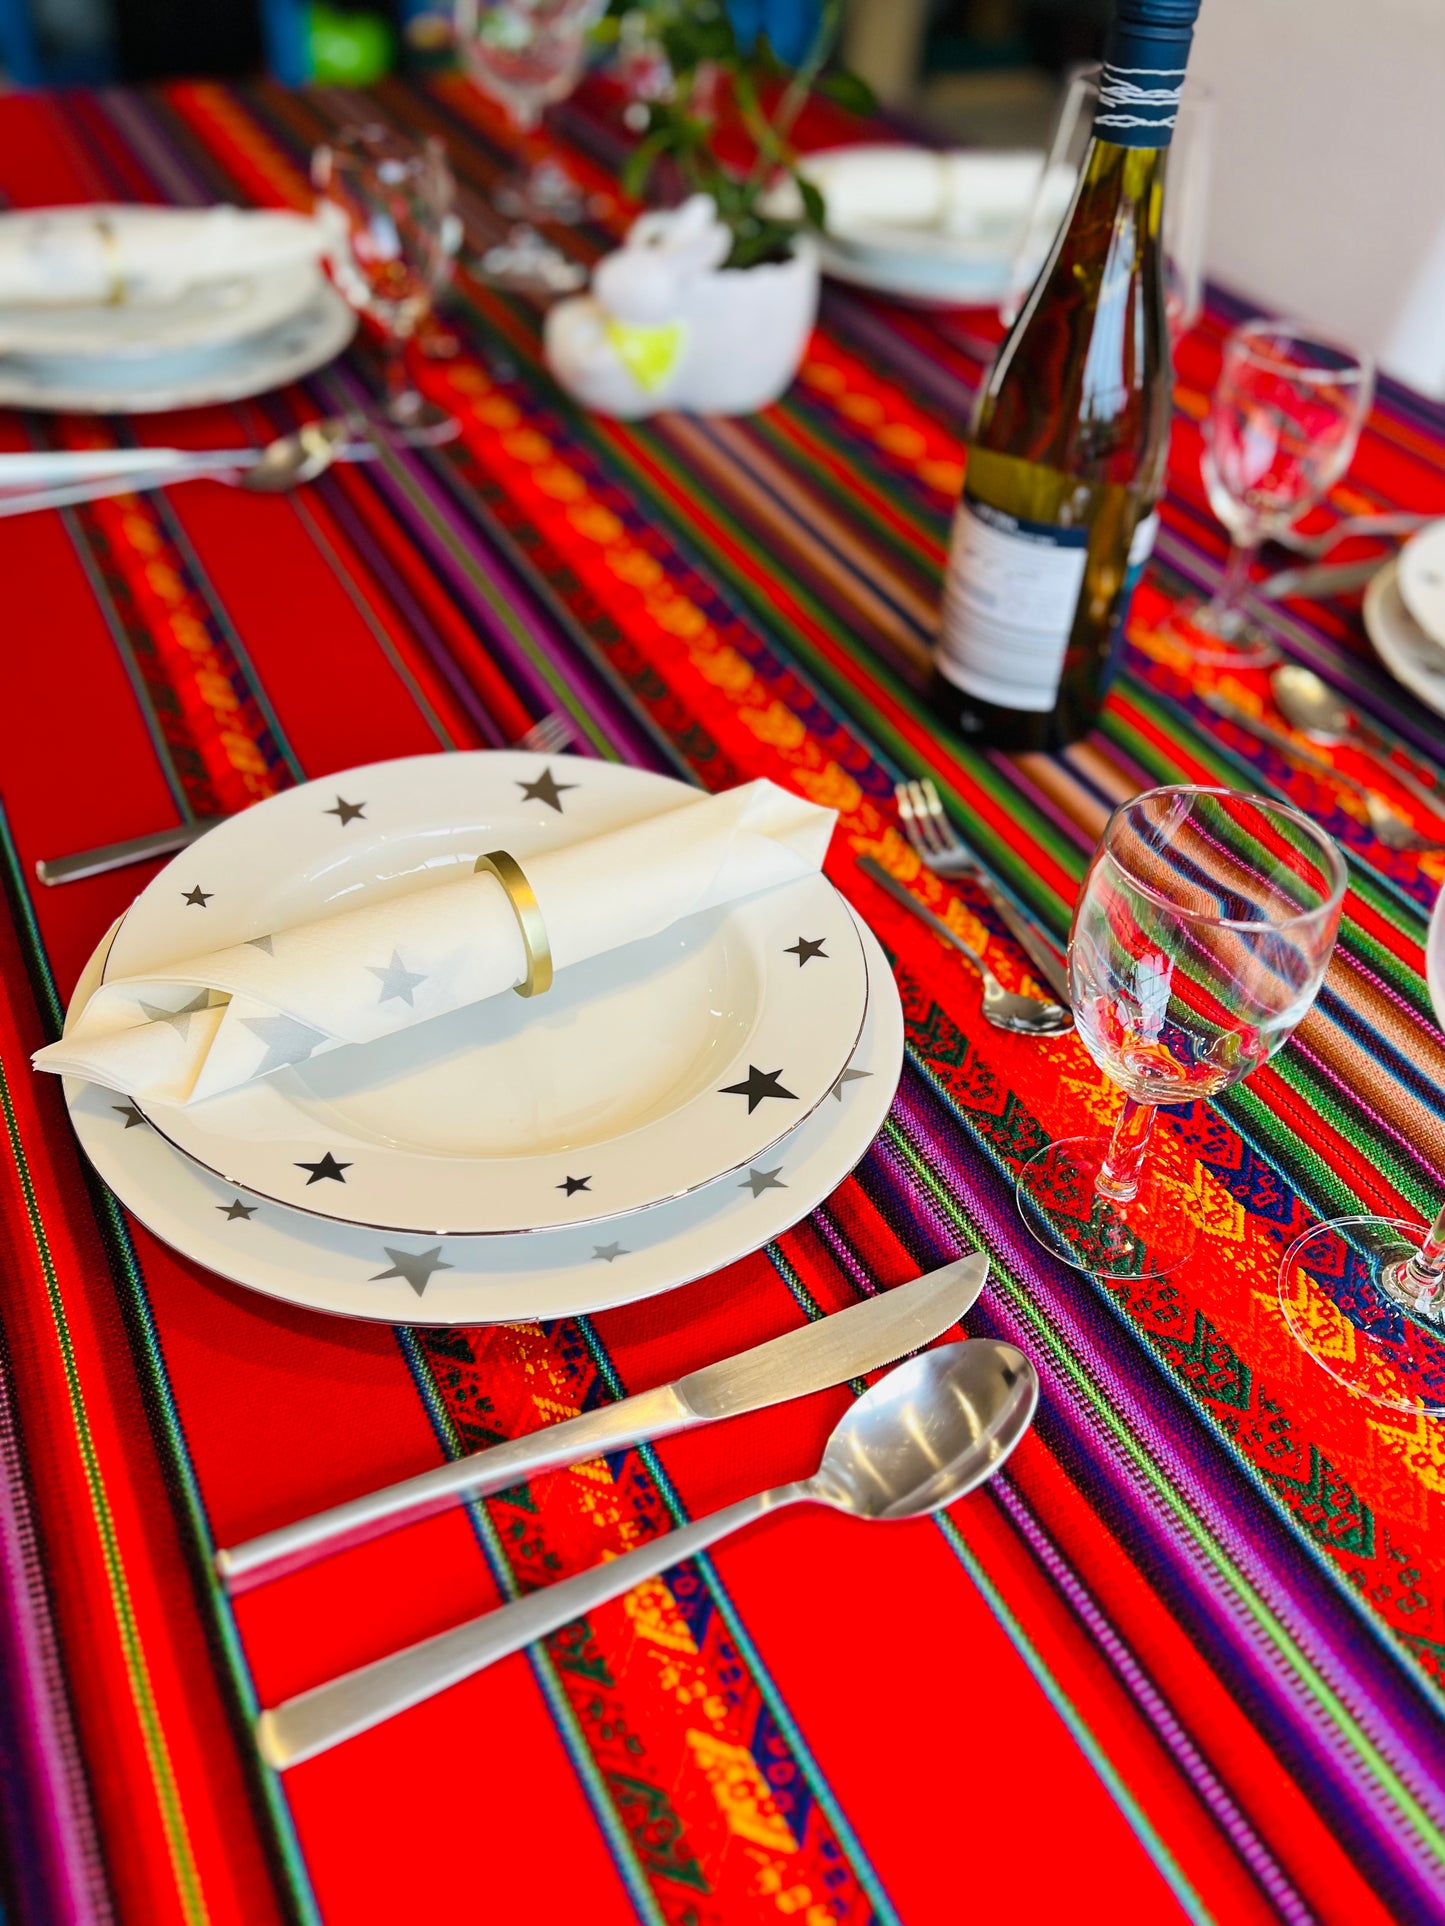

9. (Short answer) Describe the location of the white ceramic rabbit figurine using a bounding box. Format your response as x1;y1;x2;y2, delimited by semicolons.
544;193;818;418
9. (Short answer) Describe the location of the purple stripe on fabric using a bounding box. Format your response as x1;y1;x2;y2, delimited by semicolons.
864;1074;1445;1923
0;1344;112;1924
989;1470;1316;1925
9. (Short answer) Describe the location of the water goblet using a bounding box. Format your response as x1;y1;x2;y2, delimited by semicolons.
1017;786;1346;1280
455;0;604;224
1170;320;1375;667
313;125;461;438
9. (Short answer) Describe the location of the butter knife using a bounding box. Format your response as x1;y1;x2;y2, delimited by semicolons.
217;1251;990;1595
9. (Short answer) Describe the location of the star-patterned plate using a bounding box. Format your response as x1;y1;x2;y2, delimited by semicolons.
63;910;903;1324
100;753;869;1234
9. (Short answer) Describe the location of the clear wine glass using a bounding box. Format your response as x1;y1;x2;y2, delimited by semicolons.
313;125;461;439
455;0;604;224
1280;928;1445;1414
1017;786;1346;1280
1169;320;1375;667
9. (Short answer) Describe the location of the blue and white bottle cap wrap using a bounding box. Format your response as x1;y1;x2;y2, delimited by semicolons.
1094;0;1200;149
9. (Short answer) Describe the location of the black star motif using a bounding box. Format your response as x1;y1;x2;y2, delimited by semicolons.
516;767;577;813
557;1175;592;1196
740;1166;787;1197
217;1198;257;1221
719;1065;798;1114
325;796;367;827
371;1246;454;1297
831;1068;872;1102
592;1242;627;1263
296;1152;351;1185
785;937;828;966
182;885;212;908
112;1102;147;1130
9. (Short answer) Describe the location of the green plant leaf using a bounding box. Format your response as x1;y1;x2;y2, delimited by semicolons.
795;174;826;229
816;68;876;117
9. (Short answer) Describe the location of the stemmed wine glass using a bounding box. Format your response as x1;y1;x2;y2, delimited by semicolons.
1170;320;1375;667
313;125;461;439
1017;786;1347;1280
455;0;605;224
1280;945;1445;1414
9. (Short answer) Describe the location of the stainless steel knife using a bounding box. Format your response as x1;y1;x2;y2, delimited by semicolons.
217;1252;990;1595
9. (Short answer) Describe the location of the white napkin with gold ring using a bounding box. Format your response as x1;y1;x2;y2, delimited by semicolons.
0;206;327;310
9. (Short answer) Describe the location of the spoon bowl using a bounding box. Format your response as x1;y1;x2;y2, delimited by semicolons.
1271;663;1445;834
1270;663;1353;742
983;979;1076;1036
809;1339;1039;1520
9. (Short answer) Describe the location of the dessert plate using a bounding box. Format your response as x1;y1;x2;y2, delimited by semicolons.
1364;558;1445;722
65;911;903;1325
103;753;869;1235
1397;519;1445;649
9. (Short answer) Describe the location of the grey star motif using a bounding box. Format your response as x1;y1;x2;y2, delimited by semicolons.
182;885;212;908
558;1174;592;1196
592;1242;627;1263
741;1166;787;1197
217;1197;257;1221
785;937;827;966
367;950;428;1007
831;1068;872;1102
296;1151;351;1185
371;1245;454;1297
325;796;367;827
719;1065;798;1114
243;1013;328;1076
140;989;220;1035
517;767;577;813
246;934;275;955
112;1102;147;1129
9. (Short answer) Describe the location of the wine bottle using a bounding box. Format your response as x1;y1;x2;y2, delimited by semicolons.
931;0;1199;752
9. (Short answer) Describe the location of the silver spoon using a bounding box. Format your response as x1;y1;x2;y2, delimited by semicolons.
1270;664;1445;824
858;857;1073;1035
257;1338;1039;1770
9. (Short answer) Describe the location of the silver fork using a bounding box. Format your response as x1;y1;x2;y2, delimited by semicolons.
34;712;577;886
1272;511;1435;561
895;778;1072;1008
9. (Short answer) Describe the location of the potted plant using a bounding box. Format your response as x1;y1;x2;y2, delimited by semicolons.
544;0;872;417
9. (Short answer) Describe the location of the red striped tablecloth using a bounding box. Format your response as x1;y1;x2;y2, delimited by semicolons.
1;75;1443;1926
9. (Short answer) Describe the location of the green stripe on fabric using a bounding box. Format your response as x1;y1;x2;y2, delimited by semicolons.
881;1111;1445;1867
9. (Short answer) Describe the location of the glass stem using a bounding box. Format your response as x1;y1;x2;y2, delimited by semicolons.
1096;1097;1156;1205
1402;1199;1445;1302
1206;537;1260;623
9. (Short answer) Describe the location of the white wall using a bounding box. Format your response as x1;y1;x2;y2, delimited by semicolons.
1188;0;1445;394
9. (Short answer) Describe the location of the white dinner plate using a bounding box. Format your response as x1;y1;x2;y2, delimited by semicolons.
0;280;356;413
1397;519;1445;649
0;259;323;358
65;912;903;1325
104;753;869;1235
1426;876;1445;1031
1364;557;1445;722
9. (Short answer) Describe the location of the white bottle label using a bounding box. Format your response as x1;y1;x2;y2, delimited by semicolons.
937;498;1090;713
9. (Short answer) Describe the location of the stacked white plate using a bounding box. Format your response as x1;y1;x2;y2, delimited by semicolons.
0;205;355;412
63;752;904;1326
764;146;1075;308
1364;520;1445;721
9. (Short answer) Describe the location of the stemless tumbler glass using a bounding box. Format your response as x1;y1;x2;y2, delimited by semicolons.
1017;786;1346;1280
1169;320;1375;667
313;125;460;437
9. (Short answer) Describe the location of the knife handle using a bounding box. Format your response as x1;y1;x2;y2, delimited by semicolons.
216;1381;695;1596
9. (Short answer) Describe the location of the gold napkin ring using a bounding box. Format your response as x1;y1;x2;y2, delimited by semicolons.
474;850;553;998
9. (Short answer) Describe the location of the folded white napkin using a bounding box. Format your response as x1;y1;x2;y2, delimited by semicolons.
0;206;326;310
35;780;836;1107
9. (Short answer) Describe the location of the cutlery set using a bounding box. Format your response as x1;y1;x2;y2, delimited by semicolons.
218;1252;1032;1768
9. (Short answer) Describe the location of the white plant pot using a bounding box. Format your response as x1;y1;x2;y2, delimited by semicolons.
545;233;820;420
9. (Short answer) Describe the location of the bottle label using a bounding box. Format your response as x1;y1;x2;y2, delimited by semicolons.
937;497;1089;713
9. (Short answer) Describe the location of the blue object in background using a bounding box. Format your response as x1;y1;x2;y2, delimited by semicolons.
725;0;823;67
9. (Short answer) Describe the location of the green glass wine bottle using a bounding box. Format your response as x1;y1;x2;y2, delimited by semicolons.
931;0;1200;752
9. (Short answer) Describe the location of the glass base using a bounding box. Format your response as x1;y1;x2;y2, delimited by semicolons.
494;159;600;226
1016;1136;1200;1280
1279;1216;1445;1414
1167;597;1280;669
382;391;460;444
